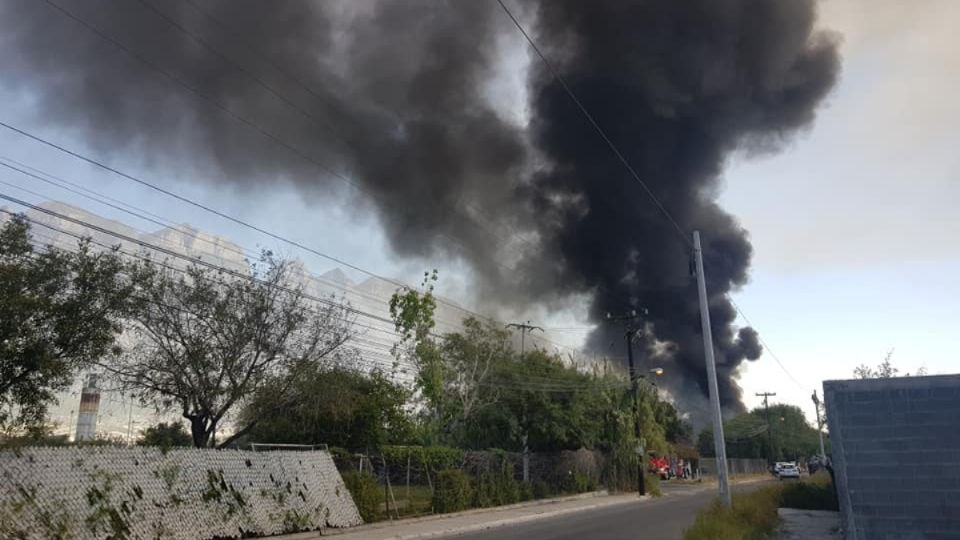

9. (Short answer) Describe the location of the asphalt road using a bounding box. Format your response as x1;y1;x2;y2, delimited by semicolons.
439;481;771;540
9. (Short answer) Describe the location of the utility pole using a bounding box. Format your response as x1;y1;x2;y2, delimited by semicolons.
756;391;777;464
812;390;826;461
607;309;647;497
506;321;543;355
693;231;731;507
506;321;543;483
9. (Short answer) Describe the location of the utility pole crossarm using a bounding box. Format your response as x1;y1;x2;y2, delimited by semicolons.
505;321;544;355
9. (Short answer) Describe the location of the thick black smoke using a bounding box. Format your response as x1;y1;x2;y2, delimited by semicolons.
0;0;839;416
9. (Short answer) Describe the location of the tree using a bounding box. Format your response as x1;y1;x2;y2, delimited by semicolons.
698;403;823;460
102;252;356;448
853;349;927;379
390;270;444;415
0;215;131;429
241;366;412;450
137;421;192;449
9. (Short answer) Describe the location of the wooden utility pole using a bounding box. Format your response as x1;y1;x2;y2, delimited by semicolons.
506;321;543;355
607;309;647;497
811;390;826;461
506;321;543;483
756;391;777;464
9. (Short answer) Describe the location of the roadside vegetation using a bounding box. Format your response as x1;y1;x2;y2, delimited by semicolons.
0;216;748;522
683;472;837;540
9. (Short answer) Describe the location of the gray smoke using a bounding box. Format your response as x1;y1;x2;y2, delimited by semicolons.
0;0;839;416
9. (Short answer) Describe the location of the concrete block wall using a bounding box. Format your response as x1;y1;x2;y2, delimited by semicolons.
824;374;960;540
0;446;361;539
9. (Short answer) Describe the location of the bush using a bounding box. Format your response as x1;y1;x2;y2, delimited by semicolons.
472;459;519;508
341;471;380;522
519;482;534;502
433;469;473;513
683;485;782;540
382;445;464;474
532;480;553;500
683;475;837;540
644;473;661;497
780;472;837;510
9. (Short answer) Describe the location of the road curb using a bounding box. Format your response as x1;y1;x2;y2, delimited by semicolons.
325;490;612;536
282;478;769;539
351;496;649;540
318;492;651;540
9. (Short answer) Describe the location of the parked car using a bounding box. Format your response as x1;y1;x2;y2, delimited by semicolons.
778;463;801;480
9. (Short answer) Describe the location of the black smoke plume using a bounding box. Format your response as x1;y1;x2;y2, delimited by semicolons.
0;0;839;417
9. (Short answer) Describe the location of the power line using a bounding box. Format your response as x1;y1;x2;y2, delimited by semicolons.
0;118;495;331
38;0;536;278
0;155;462;333
731;301;805;390
495;0;807;390
7;205;603;390
11;0;586;357
495;0;690;247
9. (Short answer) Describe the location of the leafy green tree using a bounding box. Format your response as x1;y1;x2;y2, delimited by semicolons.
853;350;926;379
102;252;357;448
0;215;131;429
137;421;192;449
241;366;413;450
699;403;823;461
390;270;445;431
0;421;69;448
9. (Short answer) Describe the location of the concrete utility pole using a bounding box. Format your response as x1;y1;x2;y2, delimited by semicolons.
811;390;827;461
607;309;648;496
506;321;543;355
756;391;777;464
692;231;732;507
506;321;543;483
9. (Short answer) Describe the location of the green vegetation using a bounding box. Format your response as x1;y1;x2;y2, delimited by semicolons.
779;472;837;511
683;473;837;540
698;404;825;461
0;215;131;431
137;422;192;450
242;367;412;450
341;471;380;522
432;469;473;513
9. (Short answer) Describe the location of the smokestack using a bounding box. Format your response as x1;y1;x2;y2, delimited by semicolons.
0;0;839;419
74;373;101;442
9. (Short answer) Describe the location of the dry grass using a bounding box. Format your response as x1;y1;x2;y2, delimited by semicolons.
683;473;837;540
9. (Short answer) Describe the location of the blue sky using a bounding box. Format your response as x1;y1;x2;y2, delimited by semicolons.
1;0;957;430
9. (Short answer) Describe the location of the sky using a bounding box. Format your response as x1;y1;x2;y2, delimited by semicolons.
1;0;958;433
727;0;960;414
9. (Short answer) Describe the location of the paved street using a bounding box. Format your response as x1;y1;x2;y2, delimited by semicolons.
438;481;771;540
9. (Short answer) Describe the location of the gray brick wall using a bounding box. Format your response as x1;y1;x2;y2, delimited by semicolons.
824;374;960;540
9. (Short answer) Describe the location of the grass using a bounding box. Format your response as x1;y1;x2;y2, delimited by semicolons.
375;485;435;520
682;472;837;540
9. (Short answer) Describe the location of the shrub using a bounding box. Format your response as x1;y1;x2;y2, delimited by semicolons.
532;480;553;500
683;475;838;540
519;482;534;502
780;472;837;511
683;485;782;540
644;473;661;497
473;453;520;508
472;461;519;508
341;471;380;522
433;469;473;513
382;445;464;475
